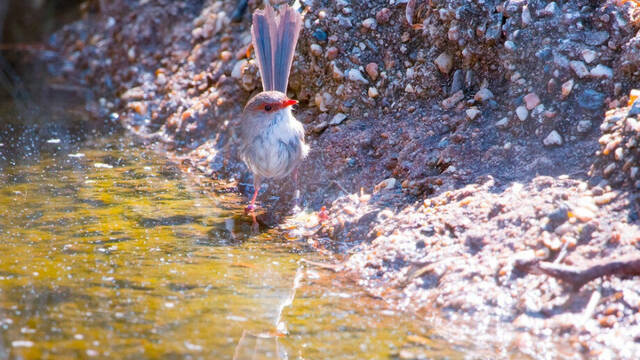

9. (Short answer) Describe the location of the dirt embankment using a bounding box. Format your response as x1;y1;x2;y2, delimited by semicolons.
46;0;640;357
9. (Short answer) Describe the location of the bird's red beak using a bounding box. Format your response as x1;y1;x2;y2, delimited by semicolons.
282;99;298;108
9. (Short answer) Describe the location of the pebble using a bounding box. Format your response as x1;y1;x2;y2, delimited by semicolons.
405;84;415;93
365;62;379;81
474;88;494;102
578;89;605;110
577;120;592;133
540;2;560;17
312;121;328;133
590;64;613;79
543;130;563;146
220;50;232;62
572;207;595;222
376;8;391;24
231;60;247;79
450;70;464;94
310;43;323;56
312;29;328;42
362;18;377;30
347;69;369;84
434;52;453;74
375;178;397;192
466;107;481;121
603;163;616;177
553;52;570;69
584;30;609;46
521;5;532;26
496;117;509;128
523;93;540;110
516;106;529;121
561;79;574;99
330;113;347;126
627;99;640;116
504;40;516;52
326;46;339;60
581;49;597;64
331;63;344;80
368;87;379;98
570;60;589;78
442;90;464;109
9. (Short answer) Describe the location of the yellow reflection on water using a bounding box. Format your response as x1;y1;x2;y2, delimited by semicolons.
0;138;459;359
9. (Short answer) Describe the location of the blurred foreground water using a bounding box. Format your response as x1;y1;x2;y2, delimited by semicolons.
0;135;460;359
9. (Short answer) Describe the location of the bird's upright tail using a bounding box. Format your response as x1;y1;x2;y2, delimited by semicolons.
251;3;302;93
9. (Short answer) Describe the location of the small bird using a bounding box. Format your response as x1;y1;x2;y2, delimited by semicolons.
239;3;308;213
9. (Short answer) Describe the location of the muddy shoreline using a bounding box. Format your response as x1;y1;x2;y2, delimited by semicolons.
34;0;640;357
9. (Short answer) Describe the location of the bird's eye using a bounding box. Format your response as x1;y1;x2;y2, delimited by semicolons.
264;105;272;111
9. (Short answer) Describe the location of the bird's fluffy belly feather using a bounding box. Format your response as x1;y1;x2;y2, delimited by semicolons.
241;112;308;179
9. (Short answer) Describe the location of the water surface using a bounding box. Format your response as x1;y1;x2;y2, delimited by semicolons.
0;137;459;359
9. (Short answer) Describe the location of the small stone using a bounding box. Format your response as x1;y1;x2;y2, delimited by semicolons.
312;29;328;42
603;163;616;177
521;5;532;26
362;18;377;30
540;2;560;16
496;117;509;129
376;8;391;24
581;49;597;64
330;113;347;126
220;51;232;62
570;60;589;78
365;62;379;81
315;92;333;112
450;70;464;94
326;46;339;60
374;178;397;192
546;207;569;230
590;64;613;79
442;90;464;109
578;89;605;110
331;63;344;80
561;79;574;99
577;120;592;133
231;60;247;79
466;108;481;121
584;30;609;46
347;69;369;84
523;93;541;110
553;52;570;69
572;207;595;222
310;43;323;56
405;84;415;93
312;121;328;133
516;106;529;121
337;15;352;28
504;40;516;52
434;52;453;74
630;167;638;179
628;99;640;116
543;130;563;146
368;87;379;98
474;88;494;102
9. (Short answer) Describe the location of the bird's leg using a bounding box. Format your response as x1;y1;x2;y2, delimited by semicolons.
292;168;301;212
245;176;261;213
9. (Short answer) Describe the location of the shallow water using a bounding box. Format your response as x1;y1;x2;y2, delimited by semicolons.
0;136;460;359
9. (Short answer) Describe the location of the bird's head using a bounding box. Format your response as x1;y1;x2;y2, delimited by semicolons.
243;91;298;120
